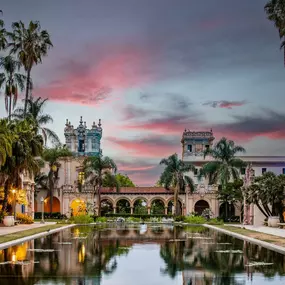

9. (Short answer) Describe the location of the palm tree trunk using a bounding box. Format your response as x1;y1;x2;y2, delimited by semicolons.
8;95;12;121
2;181;10;214
173;184;179;216
97;184;101;216
24;68;31;116
48;171;54;216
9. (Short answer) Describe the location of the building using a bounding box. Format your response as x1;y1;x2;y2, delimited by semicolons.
31;123;285;225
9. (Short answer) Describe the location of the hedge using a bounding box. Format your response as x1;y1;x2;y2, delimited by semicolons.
34;212;67;219
103;213;173;219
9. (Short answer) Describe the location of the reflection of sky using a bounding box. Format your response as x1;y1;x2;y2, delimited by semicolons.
102;244;182;285
236;273;285;285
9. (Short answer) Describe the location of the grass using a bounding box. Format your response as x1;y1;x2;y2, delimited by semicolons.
214;225;285;247
0;224;66;244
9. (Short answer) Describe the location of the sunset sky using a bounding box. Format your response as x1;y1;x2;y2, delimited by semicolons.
1;0;285;186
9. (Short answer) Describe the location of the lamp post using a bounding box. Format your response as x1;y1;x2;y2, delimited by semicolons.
40;197;45;224
12;189;16;221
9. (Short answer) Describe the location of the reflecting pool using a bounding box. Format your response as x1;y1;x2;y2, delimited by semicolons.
1;225;285;285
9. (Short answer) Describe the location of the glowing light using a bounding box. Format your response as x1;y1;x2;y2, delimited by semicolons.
12;189;16;194
11;252;16;263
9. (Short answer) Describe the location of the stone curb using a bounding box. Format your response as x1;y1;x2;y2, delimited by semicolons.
204;224;285;255
0;224;75;250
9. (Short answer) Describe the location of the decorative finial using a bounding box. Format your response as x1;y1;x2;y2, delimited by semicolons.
184;128;186;132
80;116;83;124
66;119;68;125
84;121;86;128
210;128;212;133
98;119;101;127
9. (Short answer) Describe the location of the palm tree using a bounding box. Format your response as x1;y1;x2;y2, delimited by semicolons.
0;55;26;119
0;10;7;50
199;137;246;219
83;156;117;216
265;0;285;64
0;119;13;166
159;153;196;216
41;146;72;215
13;97;60;145
8;21;53;115
199;138;246;187
0;119;44;215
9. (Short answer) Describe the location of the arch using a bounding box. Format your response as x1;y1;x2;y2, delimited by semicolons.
133;198;148;215
150;199;165;215
194;200;210;215
115;196;132;207
167;200;183;215
44;196;60;213
219;202;235;219
70;198;86;216
149;197;166;208
116;198;131;214
101;199;114;216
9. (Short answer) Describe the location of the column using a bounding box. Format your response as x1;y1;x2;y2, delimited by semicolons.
131;207;133;215
67;159;71;184
147;207;151;215
31;184;35;219
113;207;116;214
164;207;168;215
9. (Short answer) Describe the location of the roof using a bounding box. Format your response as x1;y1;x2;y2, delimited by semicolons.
101;187;173;194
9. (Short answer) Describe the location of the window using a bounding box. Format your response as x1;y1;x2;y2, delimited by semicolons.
194;168;198;175
262;168;267;174
283;168;285;174
241;168;246;175
205;145;209;150
187;145;192;152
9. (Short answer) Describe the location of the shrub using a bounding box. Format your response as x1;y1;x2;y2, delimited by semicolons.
95;217;108;223
126;217;141;223
174;216;185;222
206;218;223;225
105;213;172;220
34;212;65;219
16;213;34;224
71;214;94;224
184;216;207;224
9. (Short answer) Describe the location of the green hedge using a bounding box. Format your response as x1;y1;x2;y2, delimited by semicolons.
34;212;67;219
104;213;173;220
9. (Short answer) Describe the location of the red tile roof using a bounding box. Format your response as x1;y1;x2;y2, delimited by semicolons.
101;187;173;194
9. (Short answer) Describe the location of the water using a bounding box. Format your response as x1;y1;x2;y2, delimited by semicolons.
0;225;285;285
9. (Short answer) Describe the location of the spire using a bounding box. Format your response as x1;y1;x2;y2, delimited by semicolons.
66;119;68;126
98;119;101;127
79;116;83;125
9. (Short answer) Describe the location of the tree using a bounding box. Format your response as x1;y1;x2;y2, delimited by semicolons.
0;119;13;166
199;138;246;188
264;0;285;64
8;21;53;115
103;173;135;188
41;146;72;215
244;172;285;220
13;97;60;145
0;119;44;215
0;55;26;119
217;179;243;220
83;156;117;216
0;10;6;50
159;153;196;216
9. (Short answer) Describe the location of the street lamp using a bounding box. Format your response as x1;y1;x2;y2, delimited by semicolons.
12;189;16;221
40;197;45;224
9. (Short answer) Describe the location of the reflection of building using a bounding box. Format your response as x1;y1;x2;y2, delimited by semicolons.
182;129;285;225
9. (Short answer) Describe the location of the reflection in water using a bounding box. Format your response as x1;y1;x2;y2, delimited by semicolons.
0;225;285;285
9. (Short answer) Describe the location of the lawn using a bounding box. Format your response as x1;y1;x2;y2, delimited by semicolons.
215;225;285;248
0;224;66;244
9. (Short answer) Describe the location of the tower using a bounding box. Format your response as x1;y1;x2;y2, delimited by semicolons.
64;116;102;156
181;129;214;160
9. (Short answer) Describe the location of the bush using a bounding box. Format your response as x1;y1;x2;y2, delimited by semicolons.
16;213;34;224
206;218;224;225
34;212;66;219
70;214;94;224
174;216;185;222
105;213;172;220
95;217;108;223
184;216;207;224
126;217;141;223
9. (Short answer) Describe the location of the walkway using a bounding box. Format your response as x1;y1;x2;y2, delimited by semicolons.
226;224;285;238
0;222;56;236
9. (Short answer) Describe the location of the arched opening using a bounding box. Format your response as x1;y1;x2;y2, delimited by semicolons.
194;200;210;216
167;200;183;215
101;199;114;216
70;199;86;216
219;202;235;220
150;199;165;215
116;199;131;214
133;198;148;214
44;197;60;213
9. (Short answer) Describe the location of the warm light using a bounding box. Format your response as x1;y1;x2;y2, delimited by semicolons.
74;228;80;237
40;197;44;203
76;199;80;203
12;189;16;194
78;244;86;263
11;252;16;263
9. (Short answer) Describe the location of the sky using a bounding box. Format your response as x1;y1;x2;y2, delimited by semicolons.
1;0;285;186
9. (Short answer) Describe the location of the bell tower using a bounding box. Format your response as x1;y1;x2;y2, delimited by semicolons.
64;116;102;157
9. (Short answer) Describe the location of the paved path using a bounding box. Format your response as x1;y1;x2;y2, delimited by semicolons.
0;222;57;236
226;224;285;238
